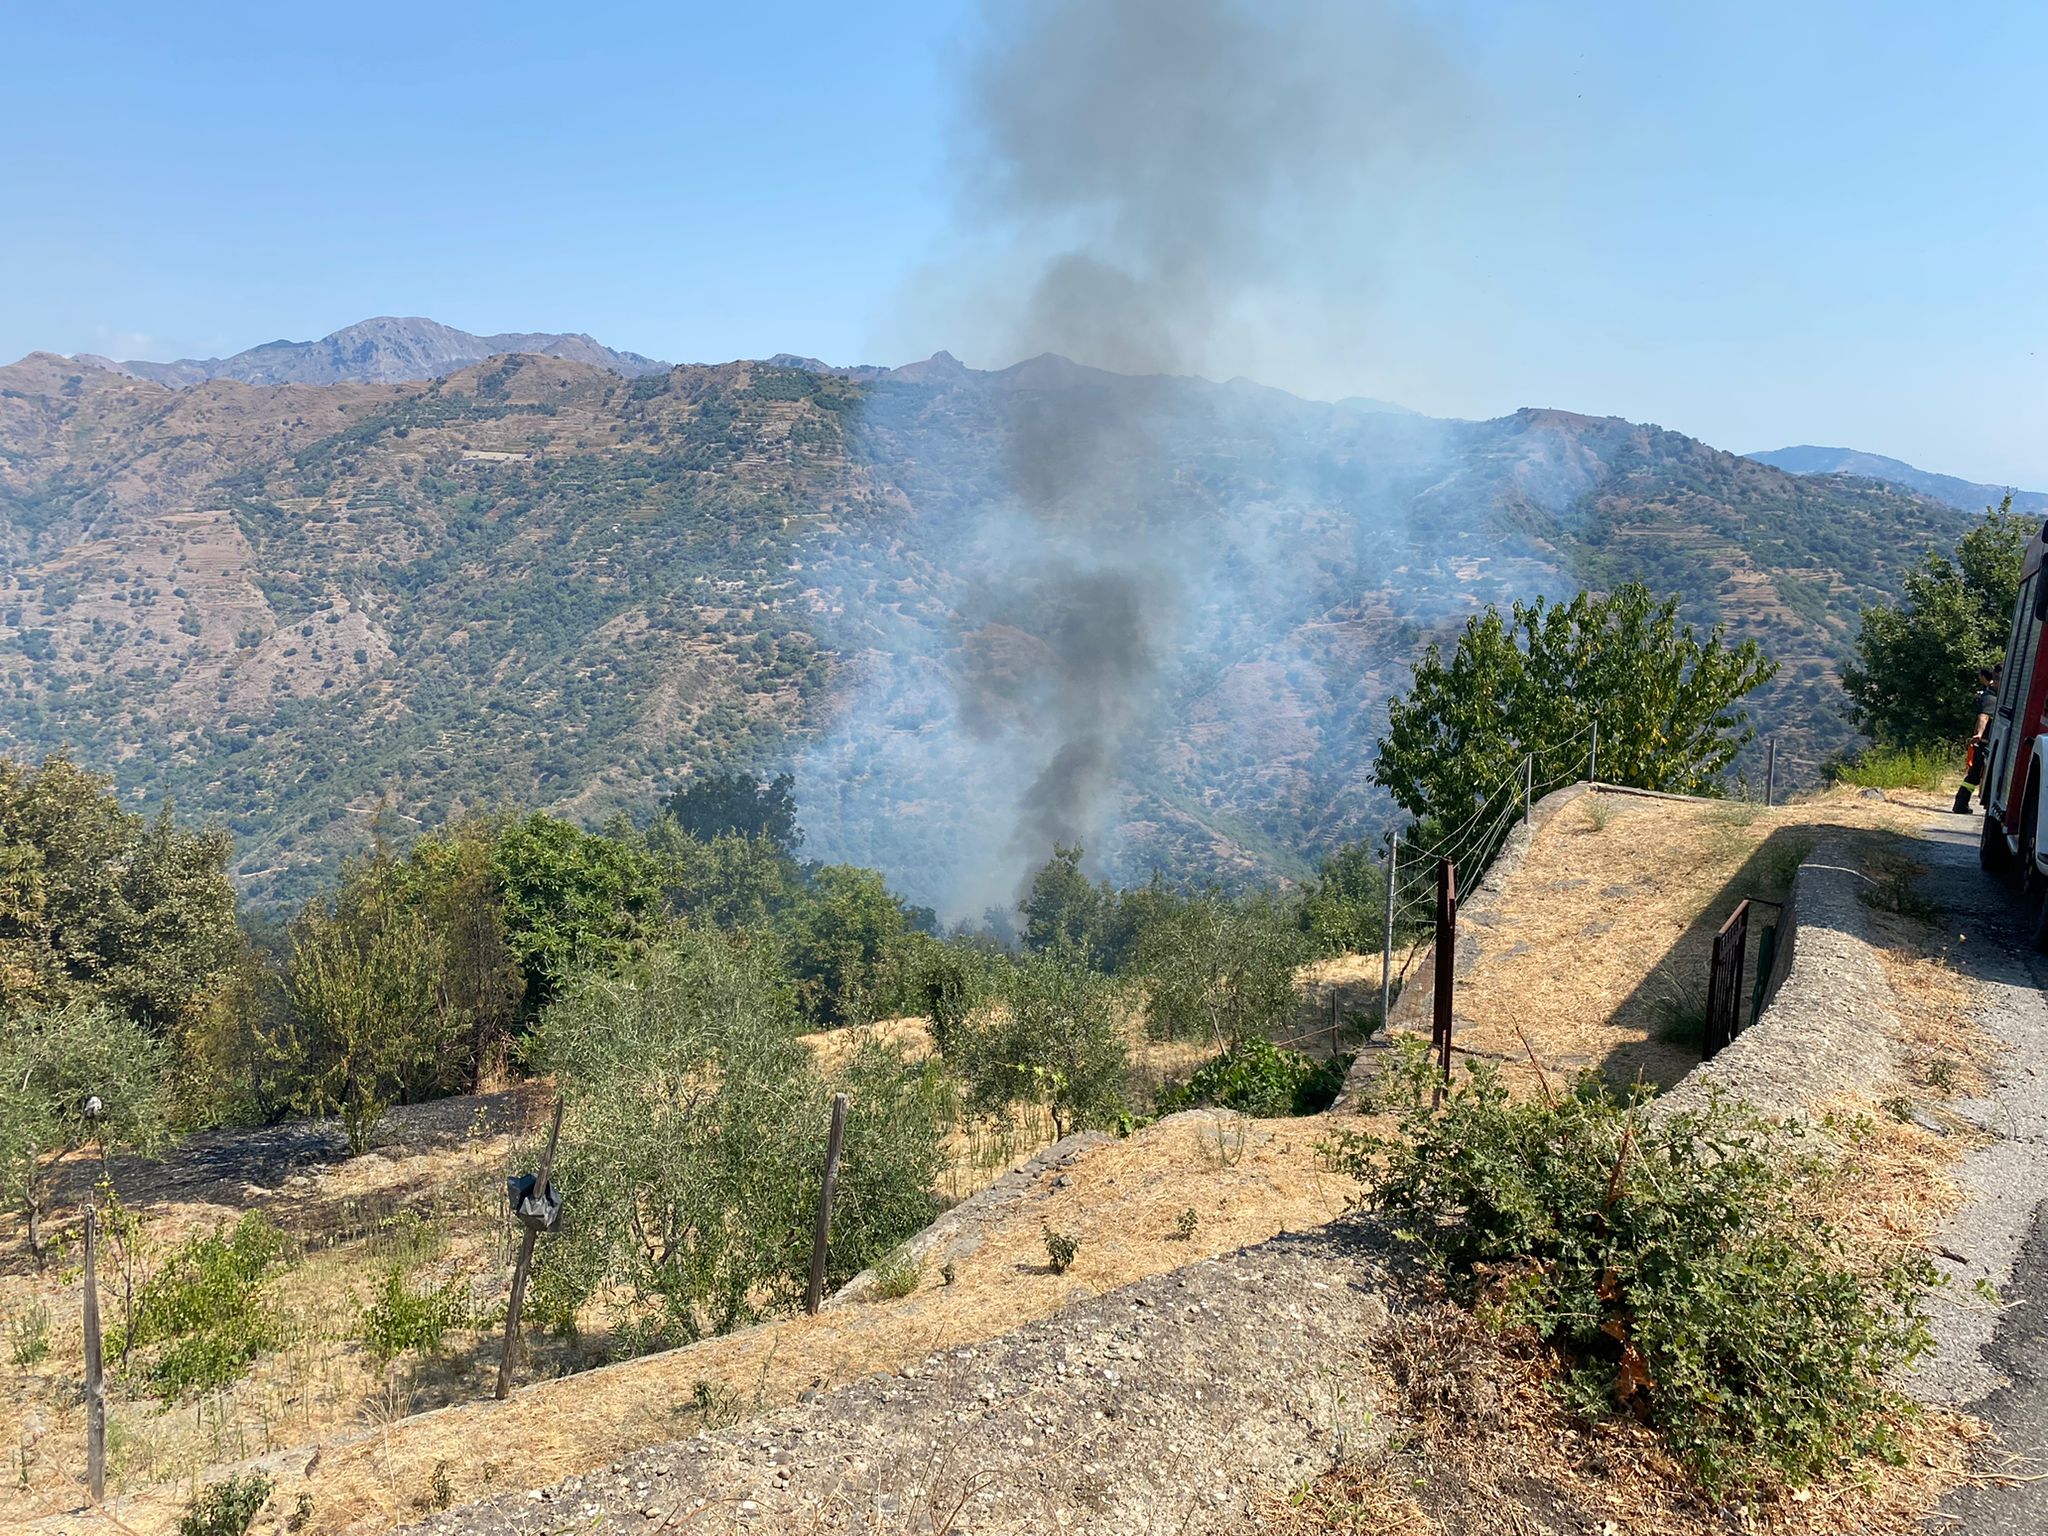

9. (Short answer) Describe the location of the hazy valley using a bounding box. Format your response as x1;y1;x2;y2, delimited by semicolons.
0;330;1986;910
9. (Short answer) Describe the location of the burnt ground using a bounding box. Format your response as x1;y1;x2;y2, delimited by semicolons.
41;1088;545;1215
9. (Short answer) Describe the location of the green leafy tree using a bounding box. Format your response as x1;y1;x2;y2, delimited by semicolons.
1133;891;1307;1046
285;857;462;1153
1843;497;2029;749
1378;583;1776;831
646;822;802;931
664;770;801;854
1019;844;1109;958
489;813;662;1011
1299;843;1388;956
527;928;941;1345
0;754;238;1031
0;999;171;1264
777;864;910;1028
952;944;1128;1137
393;818;523;1087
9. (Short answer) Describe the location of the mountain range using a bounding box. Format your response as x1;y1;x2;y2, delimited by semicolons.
1749;444;2046;517
73;316;668;389
0;328;1987;911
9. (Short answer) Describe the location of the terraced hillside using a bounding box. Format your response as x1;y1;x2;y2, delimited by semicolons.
0;348;1969;908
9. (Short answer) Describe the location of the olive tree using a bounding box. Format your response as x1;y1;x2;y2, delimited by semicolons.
527;927;943;1346
951;944;1128;1137
0;1000;170;1264
1133;892;1307;1047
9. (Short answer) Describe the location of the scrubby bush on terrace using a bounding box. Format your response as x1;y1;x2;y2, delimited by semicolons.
1154;1036;1348;1118
1332;1057;1934;1494
109;1213;291;1404
525;925;943;1348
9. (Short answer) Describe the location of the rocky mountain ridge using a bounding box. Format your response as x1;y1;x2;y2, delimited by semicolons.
72;315;668;388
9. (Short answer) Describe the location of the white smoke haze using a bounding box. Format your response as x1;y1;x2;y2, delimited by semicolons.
795;0;1476;917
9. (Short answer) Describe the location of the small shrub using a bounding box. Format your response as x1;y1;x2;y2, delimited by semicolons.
1173;1208;1199;1241
1348;1034;1440;1115
1581;796;1611;832
1154;1036;1350;1118
1860;858;1939;923
179;1473;272;1536
691;1378;742;1428
1043;1226;1080;1275
414;1460;454;1513
1833;745;1956;792
1331;1066;1934;1494
359;1264;470;1363
8;1301;50;1366
1646;961;1708;1050
940;1261;957;1286
112;1214;290;1403
1925;1055;1959;1093
868;1246;924;1300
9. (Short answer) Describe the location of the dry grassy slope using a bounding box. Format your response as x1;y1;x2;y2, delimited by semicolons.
6;781;1998;1536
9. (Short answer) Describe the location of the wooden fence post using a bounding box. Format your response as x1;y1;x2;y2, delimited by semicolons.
83;1204;105;1503
495;1096;564;1401
805;1093;851;1316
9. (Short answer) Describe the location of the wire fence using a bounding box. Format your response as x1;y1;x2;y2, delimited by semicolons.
1383;721;1601;934
1373;723;1603;1029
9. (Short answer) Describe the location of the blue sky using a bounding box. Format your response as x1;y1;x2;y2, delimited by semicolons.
5;1;2044;486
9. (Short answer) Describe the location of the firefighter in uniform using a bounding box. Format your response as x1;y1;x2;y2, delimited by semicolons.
1955;664;2002;815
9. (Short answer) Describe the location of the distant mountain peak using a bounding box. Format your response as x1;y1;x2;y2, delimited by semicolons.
68;316;668;389
1750;444;2046;516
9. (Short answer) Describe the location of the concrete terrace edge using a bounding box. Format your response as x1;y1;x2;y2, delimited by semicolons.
1653;840;1902;1119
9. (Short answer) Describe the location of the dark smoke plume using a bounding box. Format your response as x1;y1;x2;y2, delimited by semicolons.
796;1;1469;915
960;0;1462;882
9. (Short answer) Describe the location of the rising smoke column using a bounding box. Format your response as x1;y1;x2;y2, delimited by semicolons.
796;0;1466;916
956;0;1461;879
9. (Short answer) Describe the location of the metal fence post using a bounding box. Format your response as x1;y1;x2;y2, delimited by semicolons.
1765;738;1777;807
1589;718;1599;784
1433;858;1457;1094
1380;836;1397;1032
805;1092;851;1315
1523;753;1534;824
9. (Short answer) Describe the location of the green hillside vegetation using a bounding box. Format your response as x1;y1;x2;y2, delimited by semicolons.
0;352;1968;910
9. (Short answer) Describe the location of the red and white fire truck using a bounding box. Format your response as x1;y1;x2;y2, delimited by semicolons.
1979;519;2048;943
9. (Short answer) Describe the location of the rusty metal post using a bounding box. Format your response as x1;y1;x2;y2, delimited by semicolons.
495;1096;564;1400
83;1205;105;1502
1380;836;1396;1031
1433;859;1457;1091
1523;753;1534;824
1589;717;1599;784
805;1093;851;1315
1765;738;1777;808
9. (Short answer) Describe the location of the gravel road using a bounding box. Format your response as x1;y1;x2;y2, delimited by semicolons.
1908;813;2048;1534
403;1221;1403;1536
